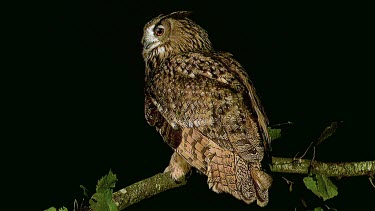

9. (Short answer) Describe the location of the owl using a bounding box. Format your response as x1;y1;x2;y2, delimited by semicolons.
142;11;272;206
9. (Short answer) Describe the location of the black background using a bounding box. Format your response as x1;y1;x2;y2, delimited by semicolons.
20;1;374;210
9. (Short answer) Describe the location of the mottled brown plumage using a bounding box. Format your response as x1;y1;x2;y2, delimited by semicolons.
142;11;272;206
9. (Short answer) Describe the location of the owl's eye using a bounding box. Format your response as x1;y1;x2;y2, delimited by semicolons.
154;25;164;36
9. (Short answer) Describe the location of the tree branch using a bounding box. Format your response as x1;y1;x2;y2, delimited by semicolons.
112;173;187;210
112;157;375;210
271;157;375;176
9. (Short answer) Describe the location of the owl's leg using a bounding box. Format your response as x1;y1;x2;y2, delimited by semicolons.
164;151;191;182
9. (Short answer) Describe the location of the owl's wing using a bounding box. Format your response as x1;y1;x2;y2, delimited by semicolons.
215;52;271;162
145;92;183;149
147;52;269;162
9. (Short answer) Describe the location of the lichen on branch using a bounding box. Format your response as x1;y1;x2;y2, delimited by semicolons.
271;157;375;177
112;173;186;210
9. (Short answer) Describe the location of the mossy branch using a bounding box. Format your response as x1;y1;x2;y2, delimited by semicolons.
271;157;375;177
112;157;375;210
112;173;187;210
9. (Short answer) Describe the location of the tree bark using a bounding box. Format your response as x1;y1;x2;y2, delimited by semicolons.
112;173;187;210
271;157;375;177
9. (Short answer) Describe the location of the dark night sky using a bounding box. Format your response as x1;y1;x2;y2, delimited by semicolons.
19;1;374;210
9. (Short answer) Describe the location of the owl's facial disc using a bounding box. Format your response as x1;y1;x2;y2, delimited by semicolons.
143;24;162;52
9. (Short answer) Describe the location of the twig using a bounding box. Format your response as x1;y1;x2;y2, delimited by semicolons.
281;176;294;192
271;157;375;176
369;176;375;188
294;142;313;162
271;121;294;128
308;146;316;174
324;204;338;211
281;176;294;185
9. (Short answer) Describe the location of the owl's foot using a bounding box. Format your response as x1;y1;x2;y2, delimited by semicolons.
164;152;191;182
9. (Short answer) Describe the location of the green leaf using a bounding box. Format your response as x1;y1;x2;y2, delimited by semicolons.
96;170;117;192
288;183;293;192
319;175;338;200
44;208;57;211
58;207;68;211
316;121;342;145
80;185;90;198
89;170;119;211
314;207;324;211
90;190;118;211
303;174;338;201
303;176;319;196
268;127;282;141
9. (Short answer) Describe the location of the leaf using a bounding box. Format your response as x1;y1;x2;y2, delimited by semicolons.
314;207;324;211
80;185;90;198
289;183;293;192
96;170;117;192
268;127;282;141
89;170;119;211
303;176;319;196
319;175;338;200
44;208;57;211
303;174;338;201
90;190;118;211
316;121;342;145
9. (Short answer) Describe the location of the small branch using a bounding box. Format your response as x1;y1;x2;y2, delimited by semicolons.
271;121;293;127
112;157;375;209
296;142;313;160
271;157;375;177
369;176;375;188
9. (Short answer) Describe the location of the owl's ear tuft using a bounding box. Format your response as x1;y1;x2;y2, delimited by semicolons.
162;11;193;21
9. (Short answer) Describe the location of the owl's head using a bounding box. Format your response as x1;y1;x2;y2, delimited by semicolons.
142;11;213;64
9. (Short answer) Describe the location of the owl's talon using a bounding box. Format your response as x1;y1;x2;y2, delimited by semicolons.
164;152;191;182
165;170;186;184
164;164;187;182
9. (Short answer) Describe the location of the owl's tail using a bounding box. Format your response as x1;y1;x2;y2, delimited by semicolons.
207;148;272;207
176;128;272;206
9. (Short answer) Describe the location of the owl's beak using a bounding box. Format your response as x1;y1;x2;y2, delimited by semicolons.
141;37;147;48
143;39;160;52
143;40;153;50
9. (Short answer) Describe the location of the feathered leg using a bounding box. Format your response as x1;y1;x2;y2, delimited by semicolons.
164;151;191;182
